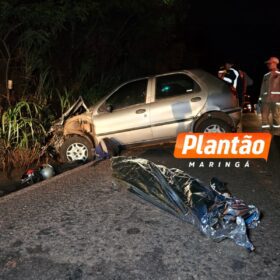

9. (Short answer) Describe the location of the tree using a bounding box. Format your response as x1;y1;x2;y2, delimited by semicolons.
0;0;192;106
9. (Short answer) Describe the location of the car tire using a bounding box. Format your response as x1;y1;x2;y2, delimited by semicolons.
60;135;94;162
194;118;232;133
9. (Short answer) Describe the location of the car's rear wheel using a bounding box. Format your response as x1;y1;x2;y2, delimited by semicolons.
194;119;232;133
60;135;94;162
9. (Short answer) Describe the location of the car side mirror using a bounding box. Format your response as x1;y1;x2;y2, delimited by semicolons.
106;104;113;112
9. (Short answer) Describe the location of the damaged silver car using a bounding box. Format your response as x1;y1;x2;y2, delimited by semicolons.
47;70;241;162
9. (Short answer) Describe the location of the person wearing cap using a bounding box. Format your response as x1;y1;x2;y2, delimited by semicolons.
259;56;280;133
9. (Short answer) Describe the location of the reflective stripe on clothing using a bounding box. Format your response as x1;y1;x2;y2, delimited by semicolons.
223;77;232;83
230;68;239;88
271;92;280;94
273;124;280;128
262;125;270;128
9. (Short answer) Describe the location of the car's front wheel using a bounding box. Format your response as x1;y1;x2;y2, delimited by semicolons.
194;118;232;133
60;135;94;162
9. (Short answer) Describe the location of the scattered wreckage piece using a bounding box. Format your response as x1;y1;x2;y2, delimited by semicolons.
95;138;121;160
21;164;55;186
20;161;86;186
111;156;260;251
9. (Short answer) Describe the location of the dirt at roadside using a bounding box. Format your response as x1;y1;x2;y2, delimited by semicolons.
0;169;25;196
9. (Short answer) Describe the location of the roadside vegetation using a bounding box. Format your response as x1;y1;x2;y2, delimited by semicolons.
0;101;45;173
0;0;189;173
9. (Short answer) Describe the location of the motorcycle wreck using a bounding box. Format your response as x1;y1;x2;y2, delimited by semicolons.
111;156;260;251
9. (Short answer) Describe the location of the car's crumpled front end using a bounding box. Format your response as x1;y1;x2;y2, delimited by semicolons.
42;96;90;159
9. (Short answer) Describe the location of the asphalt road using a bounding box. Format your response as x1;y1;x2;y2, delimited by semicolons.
0;114;279;280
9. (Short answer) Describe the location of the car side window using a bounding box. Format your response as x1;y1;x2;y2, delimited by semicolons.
100;79;148;112
156;74;199;100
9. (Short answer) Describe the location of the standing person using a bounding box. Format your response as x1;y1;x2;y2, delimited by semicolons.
218;60;243;105
259;57;280;133
238;70;253;98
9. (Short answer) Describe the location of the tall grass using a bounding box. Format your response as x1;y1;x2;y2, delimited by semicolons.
57;87;74;115
0;100;46;172
81;73;122;107
1;100;45;148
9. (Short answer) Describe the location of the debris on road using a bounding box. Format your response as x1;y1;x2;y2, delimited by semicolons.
20;160;85;187
21;164;56;186
95;138;121;160
111;156;260;251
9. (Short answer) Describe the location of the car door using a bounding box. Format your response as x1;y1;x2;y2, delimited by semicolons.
93;78;153;145
149;73;206;139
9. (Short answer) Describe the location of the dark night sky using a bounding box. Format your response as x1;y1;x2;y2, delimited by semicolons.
185;0;280;101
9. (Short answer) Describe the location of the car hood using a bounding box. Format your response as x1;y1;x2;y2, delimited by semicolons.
56;96;89;126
